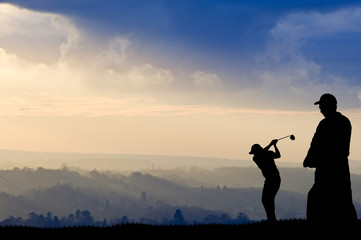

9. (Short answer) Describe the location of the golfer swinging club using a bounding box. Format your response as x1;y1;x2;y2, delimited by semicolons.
249;139;281;222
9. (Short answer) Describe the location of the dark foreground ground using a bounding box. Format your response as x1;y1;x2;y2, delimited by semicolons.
1;219;360;238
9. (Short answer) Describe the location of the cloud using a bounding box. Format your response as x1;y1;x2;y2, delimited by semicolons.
0;5;173;82
0;91;319;118
192;71;222;88
0;3;70;63
0;4;179;117
266;7;361;67
1;2;361;115
251;7;361;108
126;64;173;86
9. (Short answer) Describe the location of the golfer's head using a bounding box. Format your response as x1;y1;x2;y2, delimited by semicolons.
314;93;337;118
249;144;262;155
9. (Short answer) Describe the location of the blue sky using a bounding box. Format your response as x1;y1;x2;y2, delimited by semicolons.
1;0;361;159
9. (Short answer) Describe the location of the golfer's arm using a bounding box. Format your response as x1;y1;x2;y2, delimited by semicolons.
273;145;281;159
264;143;272;151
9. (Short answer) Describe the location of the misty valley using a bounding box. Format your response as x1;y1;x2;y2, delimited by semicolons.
0;150;361;226
0;165;360;226
0;167;291;225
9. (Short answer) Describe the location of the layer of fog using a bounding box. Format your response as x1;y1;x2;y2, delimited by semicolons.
0;149;360;222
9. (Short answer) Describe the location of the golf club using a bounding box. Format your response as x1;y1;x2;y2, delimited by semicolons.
277;134;295;141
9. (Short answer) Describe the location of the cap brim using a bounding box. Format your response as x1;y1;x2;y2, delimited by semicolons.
314;101;320;105
249;151;253;155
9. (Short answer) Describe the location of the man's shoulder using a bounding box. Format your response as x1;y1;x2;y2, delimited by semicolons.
320;112;350;122
317;117;328;128
317;112;351;131
337;112;351;125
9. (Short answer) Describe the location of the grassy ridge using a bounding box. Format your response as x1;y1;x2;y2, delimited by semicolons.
1;219;360;238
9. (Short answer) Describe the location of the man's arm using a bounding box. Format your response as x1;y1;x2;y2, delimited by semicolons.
303;122;323;168
273;142;281;159
264;139;281;159
303;154;311;167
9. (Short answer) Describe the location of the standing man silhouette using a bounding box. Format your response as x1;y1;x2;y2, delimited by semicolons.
250;139;281;222
303;93;357;222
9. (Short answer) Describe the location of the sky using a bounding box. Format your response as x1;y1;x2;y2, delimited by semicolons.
0;0;361;163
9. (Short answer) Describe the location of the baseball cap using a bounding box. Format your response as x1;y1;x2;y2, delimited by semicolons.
249;144;262;155
314;93;337;105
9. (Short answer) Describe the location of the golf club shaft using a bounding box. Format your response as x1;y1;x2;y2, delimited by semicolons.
277;135;291;141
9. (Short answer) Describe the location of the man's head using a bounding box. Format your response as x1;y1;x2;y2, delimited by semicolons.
314;93;337;118
249;144;263;155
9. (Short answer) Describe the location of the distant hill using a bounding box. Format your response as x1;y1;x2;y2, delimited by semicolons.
0;167;309;221
0;150;360;223
0;148;269;170
3;148;361;171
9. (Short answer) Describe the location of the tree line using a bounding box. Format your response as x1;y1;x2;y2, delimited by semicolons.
0;209;252;227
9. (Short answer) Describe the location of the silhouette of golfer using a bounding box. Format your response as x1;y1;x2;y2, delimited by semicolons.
250;139;281;222
303;93;357;222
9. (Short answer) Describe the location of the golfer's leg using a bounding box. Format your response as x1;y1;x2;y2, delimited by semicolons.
262;181;276;221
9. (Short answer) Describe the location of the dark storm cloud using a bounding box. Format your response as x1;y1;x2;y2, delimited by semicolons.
4;0;360;53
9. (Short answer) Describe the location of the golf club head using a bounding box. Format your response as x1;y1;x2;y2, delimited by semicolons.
277;134;296;141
